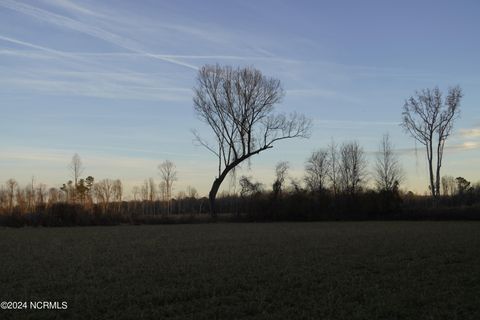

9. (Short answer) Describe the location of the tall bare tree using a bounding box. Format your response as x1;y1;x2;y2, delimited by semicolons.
69;153;84;187
158;160;177;214
193;64;311;216
339;141;368;195
373;134;404;192
327;139;340;196
401;86;462;197
304;149;329;193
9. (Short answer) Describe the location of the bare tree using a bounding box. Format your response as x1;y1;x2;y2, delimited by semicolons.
401;86;462;197
441;175;456;196
141;180;149;201
193;64;311;216
373;134;404;192
132;186;141;201
36;183;47;206
93;179;114;212
158;160;177;214
158;181;166;201
339;141;368;195
273;161;289;197
69;153;84;187
304;149;329;193
112;179;123;202
0;187;6;212
5;179;17;213
148;177;157;202
327;139;340;196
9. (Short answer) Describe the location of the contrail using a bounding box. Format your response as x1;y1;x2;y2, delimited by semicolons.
0;0;198;70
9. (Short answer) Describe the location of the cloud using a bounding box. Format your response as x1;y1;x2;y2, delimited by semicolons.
0;35;192;101
0;0;198;70
0;48;299;65
39;0;105;18
314;119;400;129
0;34;77;59
449;141;480;151
459;128;480;138
0;76;191;101
385;140;480;157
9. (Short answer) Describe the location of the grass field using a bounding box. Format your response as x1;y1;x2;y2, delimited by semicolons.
1;222;480;319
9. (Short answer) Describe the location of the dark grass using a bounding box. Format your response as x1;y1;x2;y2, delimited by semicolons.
1;222;480;319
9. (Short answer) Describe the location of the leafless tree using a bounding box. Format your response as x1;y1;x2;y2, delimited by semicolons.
158;181;166;201
69;153;84;187
36;183;47;206
0;187;7;213
140;180;149;201
401;86;462;197
158;160;177;214
132;186;141;201
441;175;456;196
5;179;17;213
112;179;123;202
339;141;368;195
193;64;311;216
26;176;36;211
327;139;340;196
93;179;115;212
16;187;27;213
148;178;157;202
273;161;289;196
373;134;404;192
304;149;329;193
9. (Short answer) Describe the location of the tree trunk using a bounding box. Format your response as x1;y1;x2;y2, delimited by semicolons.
208;178;222;219
427;141;436;198
208;147;270;219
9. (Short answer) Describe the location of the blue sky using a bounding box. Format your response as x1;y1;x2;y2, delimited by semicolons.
1;0;479;197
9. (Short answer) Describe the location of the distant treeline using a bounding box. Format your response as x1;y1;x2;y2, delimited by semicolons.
1;184;480;227
1;139;479;226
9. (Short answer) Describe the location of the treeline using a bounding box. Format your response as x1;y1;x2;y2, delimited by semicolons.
1;135;480;227
1;181;480;227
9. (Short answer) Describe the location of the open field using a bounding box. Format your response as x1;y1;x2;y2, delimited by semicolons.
1;222;480;319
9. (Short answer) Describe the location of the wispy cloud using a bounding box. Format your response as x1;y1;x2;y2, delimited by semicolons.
459;128;480;138
314;119;400;128
0;34;77;59
0;0;198;70
0;76;191;101
395;141;480;156
0;48;298;63
0;34;193;101
39;0;105;18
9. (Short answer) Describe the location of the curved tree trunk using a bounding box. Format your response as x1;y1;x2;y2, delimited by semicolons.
209;178;222;219
208;147;269;219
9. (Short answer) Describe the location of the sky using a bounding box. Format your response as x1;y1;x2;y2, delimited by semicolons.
1;0;479;197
